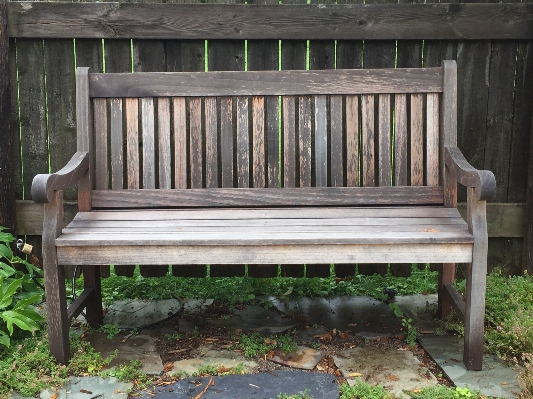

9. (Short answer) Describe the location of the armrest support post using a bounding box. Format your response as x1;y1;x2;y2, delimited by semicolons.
31;152;89;203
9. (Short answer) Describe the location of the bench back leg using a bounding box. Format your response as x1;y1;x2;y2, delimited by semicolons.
42;191;70;365
83;266;104;328
438;263;456;318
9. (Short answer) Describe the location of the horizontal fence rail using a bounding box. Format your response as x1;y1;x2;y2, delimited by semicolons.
7;3;533;40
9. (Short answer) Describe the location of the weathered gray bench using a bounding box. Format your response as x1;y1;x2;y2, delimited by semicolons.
32;60;495;370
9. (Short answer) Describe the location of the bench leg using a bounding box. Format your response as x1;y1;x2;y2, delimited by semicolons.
83;266;103;328
438;263;455;318
43;192;70;365
463;188;488;371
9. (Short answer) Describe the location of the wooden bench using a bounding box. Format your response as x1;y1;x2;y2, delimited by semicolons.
32;60;495;370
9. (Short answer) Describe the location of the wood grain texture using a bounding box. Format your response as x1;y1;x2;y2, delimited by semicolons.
330;95;343;187
75;67;93;212
205;97;218;189
126;98;139;189
346;95;359;188
314;95;327;188
283;96;296;188
362;95;375;187
410;94;424;186
158;97;171;189
141;98;155;189
110;98;123;190
94;98;108;190
221;97;234;189
173;97;187;189
236;96;250;188
394;94;408;186
378;94;391;187
89;68;444;98
189;98;203;189
426;93;439;186
91;186;444;208
252;96;266;188
299;96;312;188
56;243;474;266
9;3;533;39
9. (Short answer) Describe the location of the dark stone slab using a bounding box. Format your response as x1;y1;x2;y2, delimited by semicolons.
140;370;339;399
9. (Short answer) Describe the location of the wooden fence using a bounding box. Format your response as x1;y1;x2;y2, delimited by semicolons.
4;0;533;276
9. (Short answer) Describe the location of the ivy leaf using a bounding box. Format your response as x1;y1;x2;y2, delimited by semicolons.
1;309;41;332
13;294;42;310
0;330;10;348
0;232;14;245
0;244;13;261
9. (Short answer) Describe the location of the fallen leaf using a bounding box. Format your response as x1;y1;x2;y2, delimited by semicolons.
422;228;439;232
163;363;174;373
316;364;326;371
80;389;92;394
348;373;363;377
348;324;358;327
50;393;58;399
313;333;332;342
334;370;342;377
218;366;233;373
386;374;399;381
264;338;277;345
501;382;507;386
168;348;191;354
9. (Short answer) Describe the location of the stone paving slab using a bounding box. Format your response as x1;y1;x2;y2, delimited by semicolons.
40;377;132;399
85;332;163;375
103;299;182;329
333;346;437;395
419;335;521;399
172;344;258;376
208;304;298;334
139;371;339;399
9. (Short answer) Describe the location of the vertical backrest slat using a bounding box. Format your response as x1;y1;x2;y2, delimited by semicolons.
314;95;327;187
158;97;171;189
76;67;93;211
266;96;280;188
126;98;139;189
442;60;458;207
394;94;408;186
410;93;424;186
252;96;266;188
110;98;123;190
283;96;296;188
94;98;108;190
237;96;250;188
220;97;233;188
346;95;359;187
298;96;312;187
378;94;391;186
426;93;440;186
362;94;375;187
330;95;343;187
141;98;155;189
173;97;187;189
205;97;218;188
189;97;203;189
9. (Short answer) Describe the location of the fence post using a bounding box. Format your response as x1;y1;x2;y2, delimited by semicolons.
0;0;15;235
523;109;533;275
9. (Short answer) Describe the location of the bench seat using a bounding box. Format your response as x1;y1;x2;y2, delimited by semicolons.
56;207;474;265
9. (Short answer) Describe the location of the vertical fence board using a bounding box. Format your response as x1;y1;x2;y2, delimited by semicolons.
10;39;21;204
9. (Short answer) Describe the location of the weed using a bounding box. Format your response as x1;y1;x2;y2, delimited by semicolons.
232;332;297;358
277;389;313;399
164;332;182;340
192;326;199;338
339;380;393;399
196;364;219;376
100;322;120;339
68;339;117;375
311;341;322;350
101;360;150;389
389;304;418;347
408;385;482;399
519;354;533;399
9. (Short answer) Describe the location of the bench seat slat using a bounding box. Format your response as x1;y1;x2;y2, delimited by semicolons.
57;243;473;266
91;186;444;208
72;206;461;221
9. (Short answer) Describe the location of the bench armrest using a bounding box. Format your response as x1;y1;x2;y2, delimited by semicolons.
31;152;89;203
444;146;496;201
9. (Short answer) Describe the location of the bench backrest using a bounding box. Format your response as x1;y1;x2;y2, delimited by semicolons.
75;61;457;210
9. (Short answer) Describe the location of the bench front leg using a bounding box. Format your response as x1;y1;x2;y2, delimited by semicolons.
464;186;488;371
42;190;70;365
